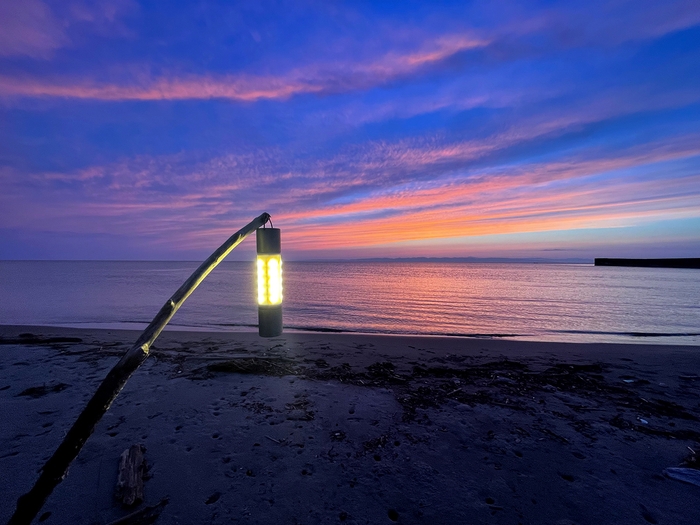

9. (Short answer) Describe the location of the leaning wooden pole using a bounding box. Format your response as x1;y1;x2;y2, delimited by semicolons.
8;212;272;525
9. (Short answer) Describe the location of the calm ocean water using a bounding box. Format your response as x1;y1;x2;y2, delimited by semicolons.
1;261;699;345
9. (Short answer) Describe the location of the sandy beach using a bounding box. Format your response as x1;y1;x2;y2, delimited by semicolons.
1;325;699;524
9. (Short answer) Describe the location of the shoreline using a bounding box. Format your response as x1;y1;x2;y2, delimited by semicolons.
1;325;699;524
4;322;700;346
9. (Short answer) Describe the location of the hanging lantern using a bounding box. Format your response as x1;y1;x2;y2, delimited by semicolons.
256;227;283;337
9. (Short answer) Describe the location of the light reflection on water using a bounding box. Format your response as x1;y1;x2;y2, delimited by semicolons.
1;261;698;345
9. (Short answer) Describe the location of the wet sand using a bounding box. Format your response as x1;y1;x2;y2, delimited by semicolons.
1;325;699;524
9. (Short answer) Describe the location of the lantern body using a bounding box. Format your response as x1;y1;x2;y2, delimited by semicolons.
256;228;283;337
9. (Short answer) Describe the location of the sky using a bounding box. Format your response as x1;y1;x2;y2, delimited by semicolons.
0;0;699;261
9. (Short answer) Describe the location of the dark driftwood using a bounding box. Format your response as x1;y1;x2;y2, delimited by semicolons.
116;445;146;507
105;498;169;525
8;212;271;525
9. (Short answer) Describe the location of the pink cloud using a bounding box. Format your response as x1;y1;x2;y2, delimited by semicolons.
0;0;68;58
0;0;136;59
6;129;698;256
268;137;700;250
0;31;488;101
2;1;697;107
495;0;700;48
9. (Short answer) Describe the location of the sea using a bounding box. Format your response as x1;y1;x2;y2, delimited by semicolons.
1;260;699;345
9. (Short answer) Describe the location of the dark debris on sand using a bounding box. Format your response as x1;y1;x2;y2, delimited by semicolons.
0;333;83;345
17;382;70;398
204;357;299;377
201;354;700;442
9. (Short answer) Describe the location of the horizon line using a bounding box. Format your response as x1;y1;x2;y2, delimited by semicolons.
0;256;596;263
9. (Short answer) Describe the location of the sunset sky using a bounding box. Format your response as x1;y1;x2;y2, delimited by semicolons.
1;0;699;260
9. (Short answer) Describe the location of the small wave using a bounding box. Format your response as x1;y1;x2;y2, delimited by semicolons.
41;321;699;342
287;325;353;333
285;325;522;338
555;329;700;338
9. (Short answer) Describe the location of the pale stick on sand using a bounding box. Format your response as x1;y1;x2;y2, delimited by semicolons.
8;213;271;525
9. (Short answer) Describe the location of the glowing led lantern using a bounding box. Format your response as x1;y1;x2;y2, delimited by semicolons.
256;227;283;337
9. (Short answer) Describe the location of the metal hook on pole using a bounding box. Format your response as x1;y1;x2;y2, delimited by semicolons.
8;212;272;525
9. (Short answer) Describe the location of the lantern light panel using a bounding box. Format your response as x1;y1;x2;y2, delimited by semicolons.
257;254;282;306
